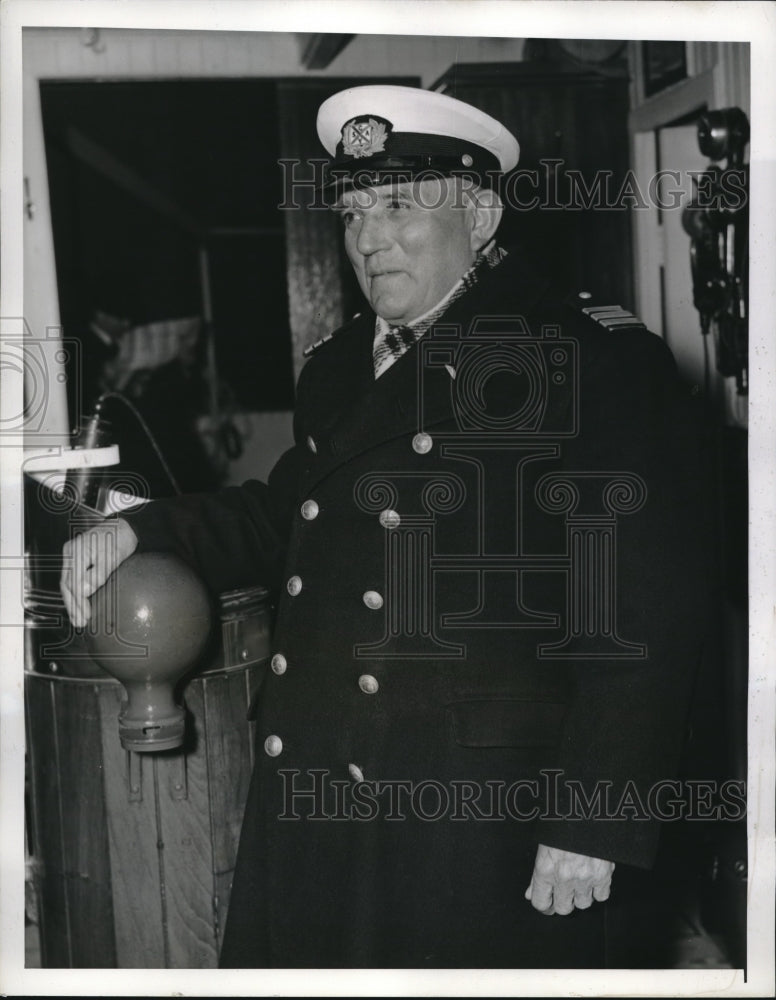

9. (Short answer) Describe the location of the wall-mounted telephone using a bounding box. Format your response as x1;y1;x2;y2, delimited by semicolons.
682;107;749;395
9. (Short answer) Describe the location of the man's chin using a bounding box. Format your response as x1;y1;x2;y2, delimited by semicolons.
372;303;410;325
370;292;419;326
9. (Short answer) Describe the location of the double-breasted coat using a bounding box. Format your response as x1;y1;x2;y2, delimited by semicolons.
125;248;708;968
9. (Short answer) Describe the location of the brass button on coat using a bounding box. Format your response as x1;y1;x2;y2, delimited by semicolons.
358;674;379;694
264;735;283;757
362;590;383;610
287;575;303;596
412;432;433;454
301;499;319;520
271;653;287;675
379;509;401;529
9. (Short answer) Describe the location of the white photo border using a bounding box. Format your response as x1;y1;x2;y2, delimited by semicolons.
1;1;773;996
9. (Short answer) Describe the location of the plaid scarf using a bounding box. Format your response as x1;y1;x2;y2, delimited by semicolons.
372;241;508;379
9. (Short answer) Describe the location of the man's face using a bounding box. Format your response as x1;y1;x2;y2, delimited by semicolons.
335;178;477;326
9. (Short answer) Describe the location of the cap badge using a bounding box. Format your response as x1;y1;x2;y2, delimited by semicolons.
341;116;391;158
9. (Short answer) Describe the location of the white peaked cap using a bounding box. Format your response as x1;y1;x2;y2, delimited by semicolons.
317;84;520;176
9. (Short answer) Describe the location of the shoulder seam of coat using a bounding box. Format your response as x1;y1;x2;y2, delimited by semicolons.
303;312;364;358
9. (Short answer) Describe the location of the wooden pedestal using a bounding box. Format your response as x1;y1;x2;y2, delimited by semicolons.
25;587;269;969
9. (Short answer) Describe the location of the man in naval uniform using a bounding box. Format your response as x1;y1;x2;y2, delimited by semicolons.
62;85;706;968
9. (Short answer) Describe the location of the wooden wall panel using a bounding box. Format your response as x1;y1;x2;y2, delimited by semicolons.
200;667;259;874
25;676;118;968
437;62;634;310
156;683;219;969
56;681;116;967
276;79;345;380
26;676;74;967
97;684;167;967
23;28;524;87
27;661;263;968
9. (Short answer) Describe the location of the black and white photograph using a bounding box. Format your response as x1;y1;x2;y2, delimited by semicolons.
0;1;773;996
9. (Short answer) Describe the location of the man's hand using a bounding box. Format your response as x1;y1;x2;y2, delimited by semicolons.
524;844;614;916
60;518;138;628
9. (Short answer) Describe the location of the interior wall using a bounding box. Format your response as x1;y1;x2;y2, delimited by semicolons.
22;28;526;484
23;28;525;85
627;40;750;427
626;46;750;931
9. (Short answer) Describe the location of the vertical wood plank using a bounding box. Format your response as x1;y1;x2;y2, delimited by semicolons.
126;30;154;77
201;32;225;76
276;79;347;379
27;657;263;968
202;665;262;955
438;65;634;309
25;676;118;967
714;42;751;117
150;32;166;76
25;28;530;88
202;666;260;873
213;869;234;956
206;661;267;949
97;683;167;967
55;681;117;967
631;131;663;334
156;682;218;968
25;675;71;967
688;40;718;77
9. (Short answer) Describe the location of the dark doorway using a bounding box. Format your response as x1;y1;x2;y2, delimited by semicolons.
41;79;297;492
41;78;296;411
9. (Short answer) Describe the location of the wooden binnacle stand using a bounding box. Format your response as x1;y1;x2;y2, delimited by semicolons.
25;573;270;968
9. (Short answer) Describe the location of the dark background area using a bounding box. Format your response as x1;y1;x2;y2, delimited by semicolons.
436;61;634;310
41;79;296;416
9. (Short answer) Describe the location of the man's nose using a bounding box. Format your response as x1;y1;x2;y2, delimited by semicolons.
355;211;391;256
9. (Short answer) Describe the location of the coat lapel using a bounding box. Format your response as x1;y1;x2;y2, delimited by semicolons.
303;252;555;489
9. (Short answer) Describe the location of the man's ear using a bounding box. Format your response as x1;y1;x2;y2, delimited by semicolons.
467;187;504;252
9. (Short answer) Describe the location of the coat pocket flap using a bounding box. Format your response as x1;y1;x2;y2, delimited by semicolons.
448;699;566;748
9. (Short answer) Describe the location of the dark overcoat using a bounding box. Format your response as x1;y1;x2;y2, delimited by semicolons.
126;248;708;968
